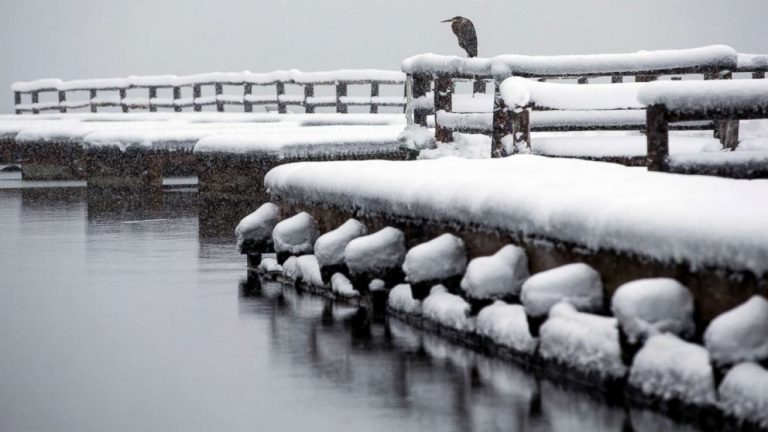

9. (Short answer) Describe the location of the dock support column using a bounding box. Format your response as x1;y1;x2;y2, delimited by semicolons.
434;74;453;143
411;75;430;127
646;105;670;172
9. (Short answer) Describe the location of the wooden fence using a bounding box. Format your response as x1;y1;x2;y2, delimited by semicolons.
12;70;407;115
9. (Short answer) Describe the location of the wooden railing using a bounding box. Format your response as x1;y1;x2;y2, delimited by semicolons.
401;45;768;158
12;70;407;115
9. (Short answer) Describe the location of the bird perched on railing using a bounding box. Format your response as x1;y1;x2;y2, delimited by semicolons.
441;16;478;58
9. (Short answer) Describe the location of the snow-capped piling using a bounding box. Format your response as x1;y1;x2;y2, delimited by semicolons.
331;273;359;299
475;301;537;356
704;295;768;383
402;233;467;301
520;263;604;336
388;284;422;315
538;302;627;383
235;203;281;261
422;286;474;332
718;362;768;429
344;227;406;290
314;218;367;282
272;212;320;263
258;256;283;275
628;333;717;409
460;244;529;310
611;278;695;366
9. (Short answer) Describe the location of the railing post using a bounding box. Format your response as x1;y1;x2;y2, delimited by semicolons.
335;82;347;113
577;77;588;84
473;78;486;95
611;75;623;84
646;105;669;172
411;74;430;127
712;71;733;143
58;90;67;113
31;91;39;114
148;87;157;112
304;84;314;113
753;71;766;79
215;83;224;112
243;83;253;113
193;84;202;112
491;83;511;158
173;86;182;112
14;91;21;114
119;89;128;113
434;74;453;142
89;89;98;113
276;82;287;113
636;75;658;83
369;82;379;114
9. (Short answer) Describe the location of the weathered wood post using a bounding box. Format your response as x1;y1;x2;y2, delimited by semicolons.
193;84;202;112
491;85;511;158
14;91;21;114
473;78;486;95
611;75;623;84
719;119;740;151
335;82;348;114
577;77;588;84
243;83;253;112
173;86;182;112
89;89;98;113
215;83;224;112
119;89;128;113
753;71;766;79
276;81;287;113
304;84;315;113
646;105;670;172
411;74;431;127
31;91;40;114
433;74;453;143
58;91;67;113
369;82;379;114
635;75;658;83
148;87;157;112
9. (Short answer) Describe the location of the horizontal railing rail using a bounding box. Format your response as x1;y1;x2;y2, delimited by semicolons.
12;70;407;115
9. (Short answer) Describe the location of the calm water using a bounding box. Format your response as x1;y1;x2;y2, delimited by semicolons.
0;175;704;432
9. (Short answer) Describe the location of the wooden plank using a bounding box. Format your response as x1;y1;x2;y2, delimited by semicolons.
173;87;182;112
304;84;315;113
193;84;202;112
276;82;287;114
335;82;348;114
369;82;379;114
434;75;453;142
58;91;67;113
215;83;224;112
646;105;669;172
148;87;157;112
243;83;253;113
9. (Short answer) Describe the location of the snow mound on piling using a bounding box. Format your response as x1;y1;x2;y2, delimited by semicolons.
521;263;603;318
282;256;301;282
629;333;717;407
388;284;422;315
296;255;323;287
314;219;367;268
402;233;467;283
344;227;406;275
423;286;474;331
718;362;768;428
611;278;695;344
272;212;319;255
539;302;626;380
704;295;768;367
331;273;359;298
475;301;537;354
235;203;281;252
461;245;529;300
258;257;282;274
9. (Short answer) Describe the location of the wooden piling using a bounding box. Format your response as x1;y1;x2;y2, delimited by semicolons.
173;86;182;112
411;75;430;127
243;83;253;113
148;87;157;112
491;85;511;158
89;89;97;113
276;82;287;114
434;75;453;143
193;84;202;112
14;91;21;114
58;90;67;113
335;82;348;114
369;82;379;114
646;105;669;172
31;91;39;114
215;83;224;112
119;89;128;113
304;84;315;113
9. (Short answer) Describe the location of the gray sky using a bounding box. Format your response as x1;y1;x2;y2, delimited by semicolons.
1;0;767;113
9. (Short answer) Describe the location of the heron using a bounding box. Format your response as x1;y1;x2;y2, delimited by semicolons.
441;16;478;58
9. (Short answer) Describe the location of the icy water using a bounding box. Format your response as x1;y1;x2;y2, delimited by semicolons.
0;175;705;432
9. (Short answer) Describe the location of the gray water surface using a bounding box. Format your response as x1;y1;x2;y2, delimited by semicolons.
0;180;705;432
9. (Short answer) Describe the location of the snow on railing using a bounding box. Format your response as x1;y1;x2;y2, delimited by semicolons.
12;70;406;115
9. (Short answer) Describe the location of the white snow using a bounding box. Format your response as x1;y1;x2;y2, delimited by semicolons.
638;79;768;113
628;333;717;406
538;302;626;379
475;301;537;354
460;245;529;300
368;279;386;292
704;295;768;367
397;125;436;151
331;273;359;298
258;257;283;274
500;77;645;110
295;255;324;287
737;53;768;70
272;212;319;255
422;286;474;332
521;263;604;318
281;256;301;282
402;233;467;283
718;362;768;428
611;278;695;344
532;134;719;158
436;111;492;132
343;227;406;275
314;219;367;268
264;155;768;276
418;133;491;159
234;203;281;251
387;284;422;315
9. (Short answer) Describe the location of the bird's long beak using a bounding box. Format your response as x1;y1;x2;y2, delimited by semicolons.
441;18;454;23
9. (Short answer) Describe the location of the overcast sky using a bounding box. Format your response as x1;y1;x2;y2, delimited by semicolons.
1;0;767;112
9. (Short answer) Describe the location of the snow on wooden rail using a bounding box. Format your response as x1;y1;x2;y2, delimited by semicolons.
12;70;406;115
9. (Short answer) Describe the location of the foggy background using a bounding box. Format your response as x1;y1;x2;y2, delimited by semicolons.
1;0;767;113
